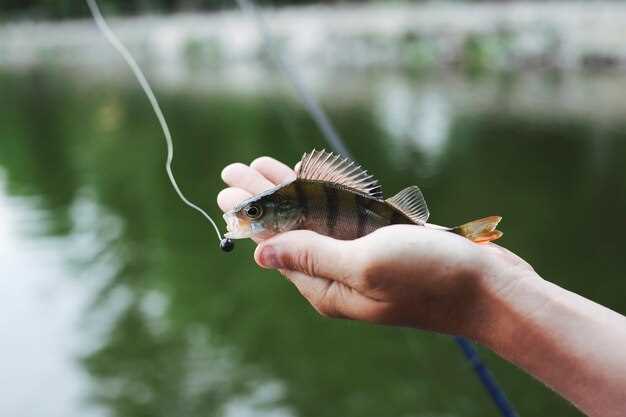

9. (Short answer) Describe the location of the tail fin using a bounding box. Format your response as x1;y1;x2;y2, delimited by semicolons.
452;216;503;243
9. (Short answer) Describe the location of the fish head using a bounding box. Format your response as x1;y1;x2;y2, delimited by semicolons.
223;183;303;240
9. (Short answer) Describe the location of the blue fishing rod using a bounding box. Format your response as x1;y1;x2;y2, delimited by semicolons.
236;1;520;416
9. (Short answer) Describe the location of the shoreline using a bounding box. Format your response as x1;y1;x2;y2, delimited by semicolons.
1;2;626;73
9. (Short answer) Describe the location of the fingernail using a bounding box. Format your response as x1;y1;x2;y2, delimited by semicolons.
258;246;282;269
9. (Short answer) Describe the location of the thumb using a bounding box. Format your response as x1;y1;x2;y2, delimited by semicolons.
254;230;358;284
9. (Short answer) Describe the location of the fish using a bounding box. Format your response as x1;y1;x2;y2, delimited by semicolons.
223;149;502;243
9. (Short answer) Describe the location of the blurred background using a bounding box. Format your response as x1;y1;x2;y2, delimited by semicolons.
1;1;626;417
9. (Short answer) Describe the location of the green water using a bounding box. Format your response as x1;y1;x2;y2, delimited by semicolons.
1;67;625;417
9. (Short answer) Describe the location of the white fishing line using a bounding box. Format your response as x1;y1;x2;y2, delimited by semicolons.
86;0;224;243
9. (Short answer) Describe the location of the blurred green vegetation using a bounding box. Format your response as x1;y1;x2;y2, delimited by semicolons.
2;67;624;417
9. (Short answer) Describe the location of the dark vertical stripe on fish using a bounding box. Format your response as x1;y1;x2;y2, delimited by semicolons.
355;194;370;237
324;185;338;235
295;181;308;218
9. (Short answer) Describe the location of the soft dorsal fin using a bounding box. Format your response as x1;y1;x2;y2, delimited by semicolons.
296;149;383;199
386;186;430;224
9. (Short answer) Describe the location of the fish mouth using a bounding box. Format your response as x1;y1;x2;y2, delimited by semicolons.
223;212;265;239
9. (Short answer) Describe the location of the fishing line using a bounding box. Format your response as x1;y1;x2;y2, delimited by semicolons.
85;0;233;252
237;1;519;416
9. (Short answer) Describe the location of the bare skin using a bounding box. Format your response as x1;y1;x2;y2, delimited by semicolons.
218;156;626;417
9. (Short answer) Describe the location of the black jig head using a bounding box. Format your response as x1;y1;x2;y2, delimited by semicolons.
220;238;234;252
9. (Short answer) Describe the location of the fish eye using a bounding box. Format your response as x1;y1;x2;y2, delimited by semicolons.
243;204;263;219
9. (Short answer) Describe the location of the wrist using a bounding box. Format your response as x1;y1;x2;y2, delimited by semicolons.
463;264;544;347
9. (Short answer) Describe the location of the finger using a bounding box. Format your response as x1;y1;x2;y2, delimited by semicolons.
217;187;252;212
281;271;341;317
282;270;387;321
250;156;296;185
221;163;276;195
254;230;361;287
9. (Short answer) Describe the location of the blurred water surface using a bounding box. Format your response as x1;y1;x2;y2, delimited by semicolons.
1;65;625;417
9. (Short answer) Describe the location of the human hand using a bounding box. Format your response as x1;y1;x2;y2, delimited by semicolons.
218;156;538;339
219;156;626;417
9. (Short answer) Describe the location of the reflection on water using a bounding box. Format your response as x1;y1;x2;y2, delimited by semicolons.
1;66;625;417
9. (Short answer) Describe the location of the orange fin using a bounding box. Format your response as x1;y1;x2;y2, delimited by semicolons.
452;216;503;243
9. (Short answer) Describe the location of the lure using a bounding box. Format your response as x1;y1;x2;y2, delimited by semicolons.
86;0;233;252
224;149;502;242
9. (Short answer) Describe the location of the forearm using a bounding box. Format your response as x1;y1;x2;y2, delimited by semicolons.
477;273;626;417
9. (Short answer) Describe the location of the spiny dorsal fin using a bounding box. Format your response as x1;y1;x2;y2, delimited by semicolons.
386;186;430;224
296;149;383;199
